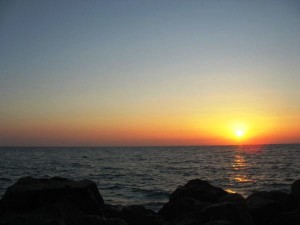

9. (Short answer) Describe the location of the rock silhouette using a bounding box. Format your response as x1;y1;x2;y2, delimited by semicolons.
292;179;300;206
158;180;254;225
0;177;108;225
247;190;297;225
0;177;300;225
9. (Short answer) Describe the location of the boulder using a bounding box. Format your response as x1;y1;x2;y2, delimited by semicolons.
0;176;107;225
204;220;233;225
247;191;296;225
271;209;300;225
292;179;300;206
0;176;104;216
169;180;228;203
158;179;227;221
158;196;210;221
203;194;254;225
166;212;204;225
104;204;123;218
104;218;128;225
117;205;165;225
0;199;103;225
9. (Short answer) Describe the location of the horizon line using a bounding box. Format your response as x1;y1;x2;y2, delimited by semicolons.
1;142;299;148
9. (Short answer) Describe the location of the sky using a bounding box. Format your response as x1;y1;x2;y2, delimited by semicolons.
0;0;300;146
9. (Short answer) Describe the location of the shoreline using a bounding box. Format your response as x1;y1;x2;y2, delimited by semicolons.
0;176;299;225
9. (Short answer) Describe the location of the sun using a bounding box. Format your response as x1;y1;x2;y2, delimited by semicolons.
226;121;250;142
230;122;248;140
235;129;245;138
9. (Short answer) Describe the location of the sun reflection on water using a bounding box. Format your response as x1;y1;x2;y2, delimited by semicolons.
232;155;246;171
234;175;253;183
231;150;255;184
225;189;236;194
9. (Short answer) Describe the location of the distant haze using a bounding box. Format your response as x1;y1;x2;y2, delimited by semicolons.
0;0;299;146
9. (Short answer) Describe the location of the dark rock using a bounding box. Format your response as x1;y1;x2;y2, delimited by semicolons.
203;194;254;225
271;209;300;225
167;212;204;225
292;179;300;206
247;191;296;225
169;179;228;203
158;196;210;221
204;220;233;225
104;218;127;225
158;179;227;222
0;176;106;225
220;193;248;205
0;176;104;216
118;205;165;225
104;204;123;218
0;199;103;225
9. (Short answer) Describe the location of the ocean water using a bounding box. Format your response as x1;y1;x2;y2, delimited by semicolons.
0;145;299;211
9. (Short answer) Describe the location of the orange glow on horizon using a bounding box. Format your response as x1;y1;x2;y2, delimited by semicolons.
0;106;299;146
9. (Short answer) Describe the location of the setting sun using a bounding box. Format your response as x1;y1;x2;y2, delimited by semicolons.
226;122;249;142
235;130;245;137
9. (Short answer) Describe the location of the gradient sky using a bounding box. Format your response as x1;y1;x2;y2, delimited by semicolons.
1;0;300;146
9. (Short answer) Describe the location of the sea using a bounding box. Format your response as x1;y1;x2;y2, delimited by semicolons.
0;144;299;211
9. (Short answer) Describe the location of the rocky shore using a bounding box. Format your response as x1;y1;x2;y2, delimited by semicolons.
0;177;300;225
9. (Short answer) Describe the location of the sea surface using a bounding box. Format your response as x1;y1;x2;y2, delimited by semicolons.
0;144;300;211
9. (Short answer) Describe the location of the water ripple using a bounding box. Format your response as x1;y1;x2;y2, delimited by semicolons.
0;145;299;211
